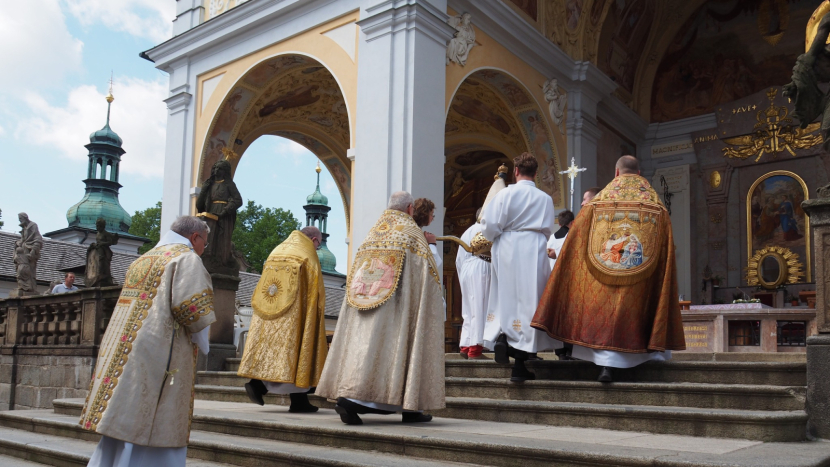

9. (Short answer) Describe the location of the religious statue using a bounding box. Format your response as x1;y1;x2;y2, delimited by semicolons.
450;171;466;197
783;10;830;151
543;78;566;131
196;159;243;276
10;213;43;297
446;13;476;66
86;218;118;287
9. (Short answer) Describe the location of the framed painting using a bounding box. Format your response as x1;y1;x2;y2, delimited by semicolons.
746;170;811;282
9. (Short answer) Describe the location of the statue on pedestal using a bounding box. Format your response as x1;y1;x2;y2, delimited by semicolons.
196;159;243;276
10;213;43;297
86;218;118;287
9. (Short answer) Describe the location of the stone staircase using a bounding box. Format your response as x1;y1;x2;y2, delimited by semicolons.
0;353;827;466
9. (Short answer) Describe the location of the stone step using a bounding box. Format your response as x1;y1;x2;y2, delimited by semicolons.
188;386;807;442
445;360;807;386
31;400;830;467
0;410;476;467
198;372;805;411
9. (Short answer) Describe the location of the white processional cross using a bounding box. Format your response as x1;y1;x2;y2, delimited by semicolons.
559;157;587;211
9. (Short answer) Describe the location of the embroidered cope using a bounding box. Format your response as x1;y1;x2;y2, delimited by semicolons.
79;243;215;447
531;174;686;353
237;231;328;389
316;210;445;411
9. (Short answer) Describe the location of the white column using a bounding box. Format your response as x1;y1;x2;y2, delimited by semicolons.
352;0;454;253
172;0;204;37
160;61;194;232
566;63;615;215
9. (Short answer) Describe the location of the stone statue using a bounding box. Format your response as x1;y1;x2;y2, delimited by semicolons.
783;11;830;151
446;13;476;66
86;218;118;287
450;171;466;197
10;213;43;297
543;78;566;131
196;159;243;276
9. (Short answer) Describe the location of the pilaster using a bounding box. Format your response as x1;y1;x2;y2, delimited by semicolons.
160;61;194;232
173;0;204;37
352;0;454;252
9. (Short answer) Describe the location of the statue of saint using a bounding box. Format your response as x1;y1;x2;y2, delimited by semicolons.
86;218;118;287
11;213;43;297
196;159;243;276
783;10;830;150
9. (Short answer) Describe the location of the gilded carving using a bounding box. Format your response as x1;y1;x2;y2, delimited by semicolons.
709;170;722;189
746;245;804;288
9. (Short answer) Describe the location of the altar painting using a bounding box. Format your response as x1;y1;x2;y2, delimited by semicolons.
747;171;810;281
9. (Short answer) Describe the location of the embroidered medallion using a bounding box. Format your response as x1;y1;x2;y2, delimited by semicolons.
252;258;301;320
486;314;495;322
512;319;522;331
587;176;665;285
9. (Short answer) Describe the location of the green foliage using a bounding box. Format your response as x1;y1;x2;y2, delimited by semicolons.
0;208;3;229
233;200;301;273
129;202;162;254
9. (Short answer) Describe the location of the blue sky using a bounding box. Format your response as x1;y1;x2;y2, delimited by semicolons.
0;0;348;273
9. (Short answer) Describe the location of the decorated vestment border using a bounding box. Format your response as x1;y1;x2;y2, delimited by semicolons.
79;244;191;432
346;249;406;311
172;289;215;327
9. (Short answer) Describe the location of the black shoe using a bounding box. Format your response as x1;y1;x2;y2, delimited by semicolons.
597;366;613;383
334;404;363;425
335;397;395;415
494;334;509;364
526;353;543;361
510;359;536;383
289;392;318;413
244;379;267;406
402;412;433;423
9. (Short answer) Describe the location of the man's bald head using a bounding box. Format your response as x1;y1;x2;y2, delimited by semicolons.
301;226;322;244
615;155;640;175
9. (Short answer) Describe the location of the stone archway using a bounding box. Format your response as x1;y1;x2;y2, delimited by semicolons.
441;68;563;351
200;53;352;226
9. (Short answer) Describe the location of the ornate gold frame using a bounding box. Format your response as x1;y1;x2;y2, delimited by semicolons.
746;246;805;289
746;170;811;282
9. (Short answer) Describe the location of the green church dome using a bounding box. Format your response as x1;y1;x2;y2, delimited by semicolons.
66;191;132;233
317;244;338;275
306;165;329;205
89;123;123;147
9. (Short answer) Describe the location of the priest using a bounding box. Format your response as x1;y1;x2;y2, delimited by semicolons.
238;226;328;413
480;153;561;382
532;156;686;382
316;191;444;425
546;210;573;270
456;208;491;360
81;216;216;466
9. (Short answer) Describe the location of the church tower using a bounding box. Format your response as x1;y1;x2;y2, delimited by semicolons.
303;163;345;284
45;86;149;254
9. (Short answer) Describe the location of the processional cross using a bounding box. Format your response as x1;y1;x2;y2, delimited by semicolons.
559;157;587;211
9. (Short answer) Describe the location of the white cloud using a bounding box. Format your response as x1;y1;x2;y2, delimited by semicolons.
17;76;168;178
62;0;176;43
272;137;313;166
0;0;83;93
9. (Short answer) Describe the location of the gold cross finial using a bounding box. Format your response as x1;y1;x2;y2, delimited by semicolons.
106;72;114;103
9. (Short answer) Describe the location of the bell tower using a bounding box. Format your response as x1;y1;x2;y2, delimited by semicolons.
303;162;345;285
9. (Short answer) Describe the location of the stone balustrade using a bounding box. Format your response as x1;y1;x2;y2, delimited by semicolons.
0;286;121;410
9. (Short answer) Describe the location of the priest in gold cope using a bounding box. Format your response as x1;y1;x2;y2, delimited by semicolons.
238;227;328;412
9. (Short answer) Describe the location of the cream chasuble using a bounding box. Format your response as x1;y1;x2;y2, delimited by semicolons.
79;241;215;448
237;230;328;389
480;180;561;353
316;210;445;411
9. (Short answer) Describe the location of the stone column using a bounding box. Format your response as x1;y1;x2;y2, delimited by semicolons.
160;61;194;233
172;0;204;37
351;0;454;255
566;63;615;215
652;165;691;300
801;193;830;439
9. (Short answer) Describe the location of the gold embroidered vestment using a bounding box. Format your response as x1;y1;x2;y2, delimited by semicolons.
79;243;216;447
237;231;328;388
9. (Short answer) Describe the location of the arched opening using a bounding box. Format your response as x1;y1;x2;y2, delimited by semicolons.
441;68;563;350
199;54;352;227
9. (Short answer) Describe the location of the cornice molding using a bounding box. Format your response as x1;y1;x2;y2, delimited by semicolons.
358;0;453;46
645;113;717;140
165;91;193;115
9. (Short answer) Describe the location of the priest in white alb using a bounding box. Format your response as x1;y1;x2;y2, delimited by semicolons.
80;216;216;467
456;207;491;360
480;152;561;382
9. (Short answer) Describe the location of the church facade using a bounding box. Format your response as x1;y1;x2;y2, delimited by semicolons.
146;0;828;347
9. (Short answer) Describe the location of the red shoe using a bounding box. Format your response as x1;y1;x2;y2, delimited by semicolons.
467;344;486;359
459;347;470;359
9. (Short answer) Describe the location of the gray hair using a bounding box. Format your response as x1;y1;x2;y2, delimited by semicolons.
387;191;413;212
301;226;322;243
171;216;209;238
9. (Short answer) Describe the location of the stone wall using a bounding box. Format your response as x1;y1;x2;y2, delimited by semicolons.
0;287;119;410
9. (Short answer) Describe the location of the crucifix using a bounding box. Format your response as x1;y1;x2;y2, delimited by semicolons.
559;157;587;211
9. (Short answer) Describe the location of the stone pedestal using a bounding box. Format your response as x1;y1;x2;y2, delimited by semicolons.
200;273;240;371
807;334;830;439
802;195;830;439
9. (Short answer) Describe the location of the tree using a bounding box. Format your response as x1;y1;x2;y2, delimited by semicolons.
233;201;302;273
0;208;3;229
130;202;162;254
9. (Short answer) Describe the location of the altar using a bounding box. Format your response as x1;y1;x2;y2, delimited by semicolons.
680;303;817;353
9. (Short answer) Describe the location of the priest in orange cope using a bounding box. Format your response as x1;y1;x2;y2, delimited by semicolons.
531;156;685;382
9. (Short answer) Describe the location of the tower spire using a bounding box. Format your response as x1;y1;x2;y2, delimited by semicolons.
106;72;114;126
